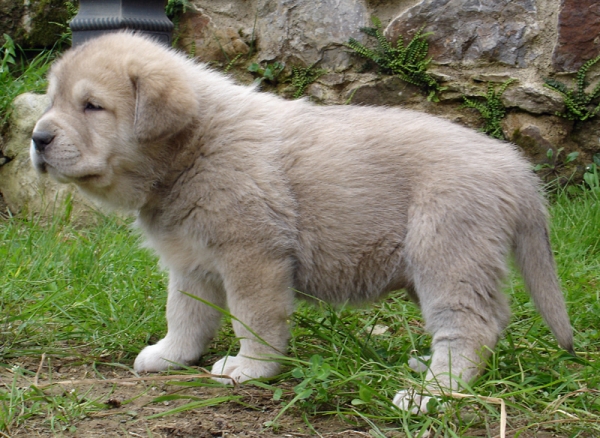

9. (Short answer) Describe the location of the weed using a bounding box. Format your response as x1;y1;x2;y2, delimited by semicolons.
544;54;600;122
165;0;192;21
347;17;445;102
462;78;515;139
49;1;78;42
583;153;600;195
166;0;193;48
248;61;285;87
223;53;243;73
291;65;326;99
533;147;579;186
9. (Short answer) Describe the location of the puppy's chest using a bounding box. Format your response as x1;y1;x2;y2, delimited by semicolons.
143;229;219;275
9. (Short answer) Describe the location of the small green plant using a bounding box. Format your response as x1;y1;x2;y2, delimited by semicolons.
544;54;600;122
533;147;579;186
49;1;77;42
347;17;444;101
263;354;336;428
0;34;16;76
583;153;600;195
223;53;243;73
291;65;325;99
166;0;193;48
247;61;285;87
462;78;515;139
165;0;192;20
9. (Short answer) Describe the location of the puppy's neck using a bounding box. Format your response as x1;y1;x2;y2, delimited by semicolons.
136;122;205;217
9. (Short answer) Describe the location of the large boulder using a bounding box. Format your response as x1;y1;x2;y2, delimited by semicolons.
385;0;540;67
0;93;96;220
255;0;369;69
552;0;600;72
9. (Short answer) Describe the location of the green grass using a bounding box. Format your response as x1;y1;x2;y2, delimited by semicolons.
0;189;599;435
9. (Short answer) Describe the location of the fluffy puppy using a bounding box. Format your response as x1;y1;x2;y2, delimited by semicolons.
31;33;573;412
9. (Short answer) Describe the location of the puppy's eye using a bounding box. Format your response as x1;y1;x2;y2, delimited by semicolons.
84;102;103;111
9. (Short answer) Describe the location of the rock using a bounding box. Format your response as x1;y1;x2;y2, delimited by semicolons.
3;93;50;157
192;0;370;70
0;93;96;220
345;76;421;106
502;83;565;115
385;0;539;67
503;112;574;161
552;0;600;72
176;8;250;63
572;119;600;155
256;0;370;70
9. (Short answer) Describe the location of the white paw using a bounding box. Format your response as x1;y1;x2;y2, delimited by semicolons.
210;355;280;384
408;355;431;373
133;340;196;373
393;389;439;414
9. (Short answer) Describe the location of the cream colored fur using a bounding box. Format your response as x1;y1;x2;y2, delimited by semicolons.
30;33;573;413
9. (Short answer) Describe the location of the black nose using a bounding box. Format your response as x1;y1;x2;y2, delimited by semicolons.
32;131;55;152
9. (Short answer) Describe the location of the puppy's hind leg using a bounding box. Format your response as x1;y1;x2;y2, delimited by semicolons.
134;270;225;373
394;221;512;413
395;274;511;412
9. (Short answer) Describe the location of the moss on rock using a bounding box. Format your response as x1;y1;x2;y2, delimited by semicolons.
1;0;74;49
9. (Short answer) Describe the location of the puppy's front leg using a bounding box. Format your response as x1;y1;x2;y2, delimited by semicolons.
134;270;225;373
211;255;295;384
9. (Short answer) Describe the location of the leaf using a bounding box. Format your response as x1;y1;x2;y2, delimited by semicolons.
296;388;313;400
291;367;305;379
566;151;579;163
358;385;374;403
247;63;261;73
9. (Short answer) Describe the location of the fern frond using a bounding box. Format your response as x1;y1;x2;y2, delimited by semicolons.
291;65;325;99
462;79;514;139
544;78;570;96
347;18;444;101
544;54;600;122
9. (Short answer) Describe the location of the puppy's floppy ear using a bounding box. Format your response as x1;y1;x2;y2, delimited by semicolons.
129;61;198;142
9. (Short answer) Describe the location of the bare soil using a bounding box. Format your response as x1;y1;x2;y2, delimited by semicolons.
2;353;581;437
1;355;398;438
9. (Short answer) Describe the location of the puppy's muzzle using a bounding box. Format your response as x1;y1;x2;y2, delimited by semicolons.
31;130;55;153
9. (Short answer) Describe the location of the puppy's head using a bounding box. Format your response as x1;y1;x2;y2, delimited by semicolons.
30;32;199;210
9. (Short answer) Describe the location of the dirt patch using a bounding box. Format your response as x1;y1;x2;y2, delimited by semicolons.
1;356;389;437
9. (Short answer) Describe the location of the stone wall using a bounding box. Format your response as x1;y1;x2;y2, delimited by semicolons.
1;0;599;217
177;0;600;174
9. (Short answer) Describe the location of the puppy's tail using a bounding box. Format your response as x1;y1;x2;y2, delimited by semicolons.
513;201;574;354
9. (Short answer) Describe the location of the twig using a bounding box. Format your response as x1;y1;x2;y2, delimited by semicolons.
33;353;46;387
34;372;226;389
428;390;506;438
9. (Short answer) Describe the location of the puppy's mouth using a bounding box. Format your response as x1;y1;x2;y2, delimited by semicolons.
76;173;103;183
34;160;48;174
40;162;103;185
